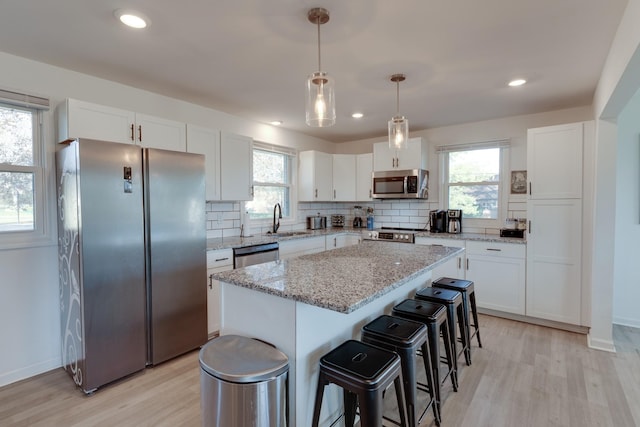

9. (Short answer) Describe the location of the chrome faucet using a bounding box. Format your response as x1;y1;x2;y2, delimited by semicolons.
273;203;282;234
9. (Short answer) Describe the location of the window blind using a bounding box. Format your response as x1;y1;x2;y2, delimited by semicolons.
253;141;297;157
436;138;510;153
0;88;50;110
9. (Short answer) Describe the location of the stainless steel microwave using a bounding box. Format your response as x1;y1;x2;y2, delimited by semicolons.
372;169;429;199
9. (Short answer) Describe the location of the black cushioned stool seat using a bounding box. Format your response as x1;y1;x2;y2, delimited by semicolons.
415;287;471;367
311;339;407;427
432;277;482;348
392;299;458;411
362;315;440;426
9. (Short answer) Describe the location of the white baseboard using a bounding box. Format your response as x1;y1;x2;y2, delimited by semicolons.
0;357;61;388
612;316;640;329
587;334;616;353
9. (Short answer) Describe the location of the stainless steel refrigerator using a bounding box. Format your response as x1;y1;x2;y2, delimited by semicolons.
56;138;207;393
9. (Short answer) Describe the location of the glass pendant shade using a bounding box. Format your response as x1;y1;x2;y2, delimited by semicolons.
388;115;409;150
306;71;335;127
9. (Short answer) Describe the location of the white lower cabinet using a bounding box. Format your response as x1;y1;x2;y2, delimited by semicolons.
325;233;361;250
206;249;233;335
278;236;326;260
414;237;465;280
466;241;526;315
526;199;582;325
415;237;526;316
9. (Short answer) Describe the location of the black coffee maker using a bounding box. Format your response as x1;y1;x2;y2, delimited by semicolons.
429;210;448;233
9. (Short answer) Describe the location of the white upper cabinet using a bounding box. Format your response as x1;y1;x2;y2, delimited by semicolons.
332;154;356;201
299;150;333;201
186;124;221;201
59;99;136;144
220;132;253;201
527;123;583;199
356;153;373;201
59;98;186;151
373;137;428;171
135;114;186;151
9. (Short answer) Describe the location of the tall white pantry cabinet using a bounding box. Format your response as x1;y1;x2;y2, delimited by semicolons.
526;122;591;326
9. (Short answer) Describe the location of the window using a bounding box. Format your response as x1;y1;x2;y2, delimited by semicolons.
440;140;509;223
245;143;295;221
0;90;49;247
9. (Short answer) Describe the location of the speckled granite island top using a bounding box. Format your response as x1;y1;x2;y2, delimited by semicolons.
211;241;463;314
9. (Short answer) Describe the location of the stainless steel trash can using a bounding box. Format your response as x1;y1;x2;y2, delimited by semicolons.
199;335;289;427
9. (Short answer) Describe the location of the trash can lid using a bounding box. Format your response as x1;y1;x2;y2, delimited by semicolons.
199;335;289;383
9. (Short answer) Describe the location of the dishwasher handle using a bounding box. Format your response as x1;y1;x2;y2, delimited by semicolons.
233;242;279;257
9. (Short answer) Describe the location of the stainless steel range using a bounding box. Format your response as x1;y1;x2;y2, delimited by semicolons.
362;228;416;243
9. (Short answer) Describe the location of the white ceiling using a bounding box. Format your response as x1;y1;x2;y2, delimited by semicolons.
0;0;628;142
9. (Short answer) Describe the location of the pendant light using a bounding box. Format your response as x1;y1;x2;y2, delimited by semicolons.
388;74;408;150
306;8;335;127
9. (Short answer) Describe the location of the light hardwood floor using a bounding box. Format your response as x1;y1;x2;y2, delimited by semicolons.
0;315;638;427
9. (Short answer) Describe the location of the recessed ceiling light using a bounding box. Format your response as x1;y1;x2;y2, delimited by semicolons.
115;9;150;29
351;112;364;119
270;121;283;126
508;79;527;87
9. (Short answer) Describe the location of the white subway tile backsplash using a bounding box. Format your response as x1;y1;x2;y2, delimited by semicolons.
207;198;519;236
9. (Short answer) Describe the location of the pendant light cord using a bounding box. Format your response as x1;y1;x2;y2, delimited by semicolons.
317;19;322;72
396;80;400;115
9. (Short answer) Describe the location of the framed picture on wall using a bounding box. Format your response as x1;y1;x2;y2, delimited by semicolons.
510;170;527;194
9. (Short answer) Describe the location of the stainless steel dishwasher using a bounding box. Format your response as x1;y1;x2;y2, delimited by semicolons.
233;242;279;268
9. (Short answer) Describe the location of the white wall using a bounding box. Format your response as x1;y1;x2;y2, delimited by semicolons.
0;51;337;387
589;0;640;350
612;88;640;327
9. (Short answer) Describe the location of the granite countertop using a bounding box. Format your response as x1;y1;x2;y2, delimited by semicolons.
414;231;527;245
208;227;525;251
207;228;363;251
211;241;463;313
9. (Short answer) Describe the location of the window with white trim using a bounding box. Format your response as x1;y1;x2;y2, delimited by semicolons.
245;143;296;221
0;89;49;246
439;140;509;225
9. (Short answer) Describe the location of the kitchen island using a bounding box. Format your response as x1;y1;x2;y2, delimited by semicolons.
212;241;463;426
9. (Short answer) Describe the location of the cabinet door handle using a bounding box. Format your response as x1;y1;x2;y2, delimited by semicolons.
486;248;502;252
333;237;337;247
315;189;318;198
138;125;142;142
457;257;461;269
529;182;532;195
208;274;213;289
466;258;469;270
214;257;229;262
334;189;336;199
369;189;372;198
528;220;532;234
130;124;135;141
250;185;254;196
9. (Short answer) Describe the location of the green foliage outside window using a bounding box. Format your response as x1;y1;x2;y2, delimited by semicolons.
448;148;500;219
246;148;292;220
0;105;35;231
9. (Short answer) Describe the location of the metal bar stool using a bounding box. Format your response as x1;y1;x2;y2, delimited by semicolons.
415;287;471;366
311;339;408;427
362;315;440;426
432;277;482;348
392;299;458;411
